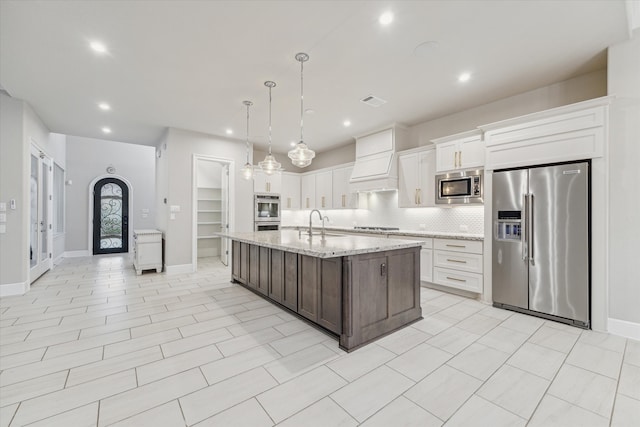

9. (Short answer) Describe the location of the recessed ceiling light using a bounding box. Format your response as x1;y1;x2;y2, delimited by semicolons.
101;127;111;134
90;41;107;54
98;102;111;111
225;129;233;135
343;120;351;127
305;108;315;114
290;141;296;147
458;72;471;82
379;11;394;26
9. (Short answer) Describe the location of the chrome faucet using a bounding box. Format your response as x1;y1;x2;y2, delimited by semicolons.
309;209;323;236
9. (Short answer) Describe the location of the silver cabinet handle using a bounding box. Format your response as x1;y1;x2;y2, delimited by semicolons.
414;189;418;205
342;194;346;208
454;151;458;168
446;244;466;248
459;150;462;167
306;197;309;209
321;196;325;208
287;197;291;209
447;276;466;282
446;259;467;263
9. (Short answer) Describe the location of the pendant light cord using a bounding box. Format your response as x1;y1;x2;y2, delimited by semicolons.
245;102;250;163
300;59;304;144
268;85;273;156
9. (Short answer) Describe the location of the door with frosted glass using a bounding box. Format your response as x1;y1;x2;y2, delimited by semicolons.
93;178;129;254
30;146;53;283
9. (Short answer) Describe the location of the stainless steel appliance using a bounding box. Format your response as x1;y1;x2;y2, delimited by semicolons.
254;194;280;231
435;169;483;205
492;161;590;328
255;222;280;231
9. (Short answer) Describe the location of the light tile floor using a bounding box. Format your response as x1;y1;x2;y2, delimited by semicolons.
1;255;639;426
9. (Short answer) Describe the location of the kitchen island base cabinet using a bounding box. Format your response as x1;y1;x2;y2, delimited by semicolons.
230;242;422;351
340;249;422;351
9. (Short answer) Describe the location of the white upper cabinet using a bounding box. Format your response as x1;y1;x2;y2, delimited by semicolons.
253;170;282;194
332;165;366;209
398;148;436;207
315;170;333;209
281;173;301;210
301;174;316;210
433;130;485;172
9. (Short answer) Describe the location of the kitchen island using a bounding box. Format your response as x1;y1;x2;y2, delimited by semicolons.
218;230;424;351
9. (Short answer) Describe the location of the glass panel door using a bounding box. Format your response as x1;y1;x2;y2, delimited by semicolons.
93;178;129;254
30;145;52;283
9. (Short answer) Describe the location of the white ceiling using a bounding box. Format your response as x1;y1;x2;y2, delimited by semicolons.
0;0;630;154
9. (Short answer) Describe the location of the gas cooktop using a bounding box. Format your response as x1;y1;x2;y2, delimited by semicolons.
354;226;400;231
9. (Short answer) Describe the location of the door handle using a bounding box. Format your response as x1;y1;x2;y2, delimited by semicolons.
529;194;534;266
459;151;462;167
522;194;528;261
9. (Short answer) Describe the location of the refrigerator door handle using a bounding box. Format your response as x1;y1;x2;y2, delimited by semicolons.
529;193;535;266
522;194;528;261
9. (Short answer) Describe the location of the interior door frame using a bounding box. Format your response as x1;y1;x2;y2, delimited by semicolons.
29;142;53;283
88;174;134;255
191;154;235;271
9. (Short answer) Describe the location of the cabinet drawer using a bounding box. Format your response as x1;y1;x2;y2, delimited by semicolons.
434;250;483;274
434;238;482;254
433;267;483;293
135;233;162;243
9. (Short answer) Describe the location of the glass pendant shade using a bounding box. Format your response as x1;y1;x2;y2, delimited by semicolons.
289;52;315;168
288;141;315;168
241;162;253;180
260;81;281;175
241;100;253;180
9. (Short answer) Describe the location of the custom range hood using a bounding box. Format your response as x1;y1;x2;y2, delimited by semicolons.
349;125;409;192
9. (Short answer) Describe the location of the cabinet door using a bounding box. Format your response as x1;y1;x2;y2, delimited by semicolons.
435;141;459;172
282;252;298;311
418;150;436;207
253;172;267;193
459;138;485;169
315;171;333;209
281;173;301;210
240;242;250;284
256;246;270;295
269;249;284;303
268;173;282;194
301;174;316;210
298;255;318;321
420;248;433;283
398;152;420;207
317;258;342;333
247;244;259;290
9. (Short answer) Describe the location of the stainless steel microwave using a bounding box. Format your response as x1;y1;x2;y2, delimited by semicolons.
435;169;483;205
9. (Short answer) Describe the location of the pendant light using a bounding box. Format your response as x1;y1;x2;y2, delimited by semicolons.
241;100;254;180
288;52;315;168
258;81;282;175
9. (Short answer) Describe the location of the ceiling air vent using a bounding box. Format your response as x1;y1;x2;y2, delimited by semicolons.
360;95;387;107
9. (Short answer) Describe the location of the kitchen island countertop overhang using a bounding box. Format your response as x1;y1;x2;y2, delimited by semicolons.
217;230;424;351
216;230;427;258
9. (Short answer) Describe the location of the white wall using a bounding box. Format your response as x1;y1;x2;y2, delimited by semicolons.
0;93;28;293
65;136;156;252
156;128;253;270
50;133;67;262
607;30;640;327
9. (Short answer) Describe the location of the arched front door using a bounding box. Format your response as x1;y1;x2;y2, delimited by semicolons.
93;178;129;254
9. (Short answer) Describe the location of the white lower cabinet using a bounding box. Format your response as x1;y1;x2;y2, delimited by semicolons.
432;238;483;293
420;247;433;283
133;229;163;275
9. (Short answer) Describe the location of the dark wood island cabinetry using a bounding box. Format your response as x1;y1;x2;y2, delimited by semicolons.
226;231;423;351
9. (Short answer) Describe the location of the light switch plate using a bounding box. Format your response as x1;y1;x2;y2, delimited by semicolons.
170;205;180;213
0;213;6;222
0;202;6;211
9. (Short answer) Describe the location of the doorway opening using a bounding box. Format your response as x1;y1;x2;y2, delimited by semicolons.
193;155;233;270
93;177;129;255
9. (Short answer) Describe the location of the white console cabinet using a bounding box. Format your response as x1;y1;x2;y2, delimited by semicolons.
133;229;163;275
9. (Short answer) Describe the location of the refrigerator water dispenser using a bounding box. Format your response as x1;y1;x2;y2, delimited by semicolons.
496;211;522;241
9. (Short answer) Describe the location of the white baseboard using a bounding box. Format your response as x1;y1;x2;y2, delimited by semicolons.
608;318;640;341
63;250;92;258
0;281;29;297
165;263;194;274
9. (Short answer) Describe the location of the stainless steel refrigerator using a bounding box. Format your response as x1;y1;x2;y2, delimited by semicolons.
492;161;590;328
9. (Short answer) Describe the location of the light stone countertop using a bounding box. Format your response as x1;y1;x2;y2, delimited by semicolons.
281;225;484;241
216;230;425;258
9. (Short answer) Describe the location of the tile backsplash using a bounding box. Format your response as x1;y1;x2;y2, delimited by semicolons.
282;191;484;234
